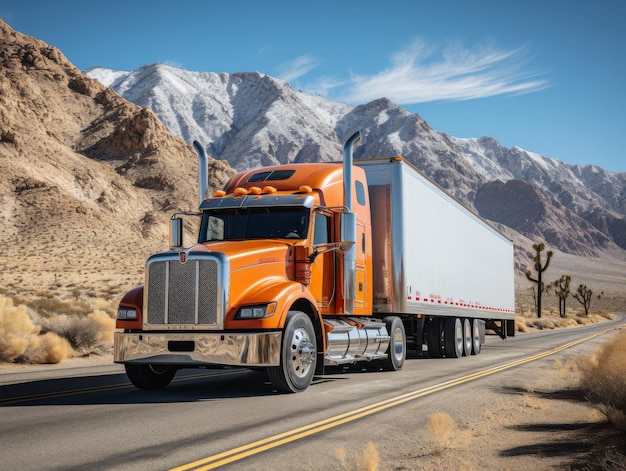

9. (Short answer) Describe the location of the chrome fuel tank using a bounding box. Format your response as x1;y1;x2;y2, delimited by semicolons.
324;317;390;365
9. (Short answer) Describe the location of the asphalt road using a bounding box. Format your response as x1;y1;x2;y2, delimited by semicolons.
1;315;623;471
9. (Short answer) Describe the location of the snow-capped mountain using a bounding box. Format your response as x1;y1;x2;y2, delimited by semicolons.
86;63;626;258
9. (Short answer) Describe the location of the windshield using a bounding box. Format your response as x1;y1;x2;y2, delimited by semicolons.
199;206;310;242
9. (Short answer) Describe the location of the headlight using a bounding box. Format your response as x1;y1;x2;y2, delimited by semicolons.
236;303;276;319
117;307;138;321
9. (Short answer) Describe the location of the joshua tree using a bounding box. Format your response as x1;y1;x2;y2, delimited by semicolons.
551;275;571;318
574;284;602;316
525;242;553;318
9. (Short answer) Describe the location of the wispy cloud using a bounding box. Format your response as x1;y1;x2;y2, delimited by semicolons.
277;55;321;82
327;38;549;105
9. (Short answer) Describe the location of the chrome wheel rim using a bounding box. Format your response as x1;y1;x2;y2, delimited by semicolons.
392;327;404;363
289;327;315;378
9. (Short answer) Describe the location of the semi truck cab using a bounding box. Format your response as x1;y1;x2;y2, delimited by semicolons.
114;132;400;393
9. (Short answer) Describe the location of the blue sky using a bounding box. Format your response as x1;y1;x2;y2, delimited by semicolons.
2;0;625;172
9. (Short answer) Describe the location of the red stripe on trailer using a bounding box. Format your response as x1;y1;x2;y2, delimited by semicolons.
407;290;514;314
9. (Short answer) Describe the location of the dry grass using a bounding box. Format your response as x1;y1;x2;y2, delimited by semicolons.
554;358;571;378
523;392;550;410
425;412;473;455
578;329;626;431
40;311;114;352
0;296;72;363
514;309;613;334
0;294;115;363
335;442;380;471
21;331;74;364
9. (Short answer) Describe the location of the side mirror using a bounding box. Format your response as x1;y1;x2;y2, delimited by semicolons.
170;217;183;249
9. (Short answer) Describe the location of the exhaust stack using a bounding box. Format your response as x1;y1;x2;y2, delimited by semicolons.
193;140;209;204
342;131;360;314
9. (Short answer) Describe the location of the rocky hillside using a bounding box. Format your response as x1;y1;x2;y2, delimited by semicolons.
86;64;626;259
0;20;234;296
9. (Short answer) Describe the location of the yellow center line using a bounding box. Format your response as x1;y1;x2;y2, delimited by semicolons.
170;328;613;471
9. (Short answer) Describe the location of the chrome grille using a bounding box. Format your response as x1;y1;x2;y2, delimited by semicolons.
145;253;227;330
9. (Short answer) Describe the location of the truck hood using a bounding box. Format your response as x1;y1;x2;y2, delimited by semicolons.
190;240;300;314
189;240;293;271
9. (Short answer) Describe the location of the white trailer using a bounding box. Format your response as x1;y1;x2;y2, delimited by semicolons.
357;157;516;358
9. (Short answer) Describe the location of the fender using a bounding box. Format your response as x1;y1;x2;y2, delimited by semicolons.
228;278;319;331
116;285;143;330
237;279;327;356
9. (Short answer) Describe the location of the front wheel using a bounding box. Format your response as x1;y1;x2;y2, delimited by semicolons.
125;364;176;389
267;311;317;393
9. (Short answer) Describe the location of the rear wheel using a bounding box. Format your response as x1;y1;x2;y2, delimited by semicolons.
462;318;472;356
125;364;176;389
444;317;464;358
267;311;317;393
471;319;482;355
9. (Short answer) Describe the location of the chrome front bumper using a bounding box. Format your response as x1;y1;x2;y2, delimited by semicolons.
114;331;282;367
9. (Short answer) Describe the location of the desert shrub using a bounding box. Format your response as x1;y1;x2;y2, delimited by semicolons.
27;296;91;316
533;318;555;330
425;412;472;455
515;316;529;333
52;316;100;350
427;412;459;454
86;310;115;343
0;296;39;362
40;309;115;352
578;330;626;430
523;392;549;410
336;442;379;471
0;295;71;363
556;318;578;329
1;294;115;363
18;331;72;364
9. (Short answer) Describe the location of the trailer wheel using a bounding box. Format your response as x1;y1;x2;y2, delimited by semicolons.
462;318;472;356
471;319;481;355
125;364;176;389
426;318;445;358
267;311;317;393
444;318;464;358
381;316;406;371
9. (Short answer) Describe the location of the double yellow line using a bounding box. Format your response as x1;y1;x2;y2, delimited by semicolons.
171;328;613;471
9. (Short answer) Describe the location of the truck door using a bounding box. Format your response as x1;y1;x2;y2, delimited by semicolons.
353;178;372;313
354;222;367;309
310;212;335;312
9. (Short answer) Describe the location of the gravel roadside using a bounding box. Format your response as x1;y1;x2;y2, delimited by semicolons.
362;327;626;471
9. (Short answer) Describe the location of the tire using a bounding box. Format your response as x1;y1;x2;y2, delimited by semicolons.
125;364;176;389
462;318;472;356
444;317;463;358
471;319;481;355
426;318;445;358
267;311;317;393
381;316;406;371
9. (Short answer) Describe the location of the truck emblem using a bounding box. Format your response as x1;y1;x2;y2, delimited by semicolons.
179;251;187;264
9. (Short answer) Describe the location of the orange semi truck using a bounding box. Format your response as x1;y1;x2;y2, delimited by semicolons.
114;131;515;392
